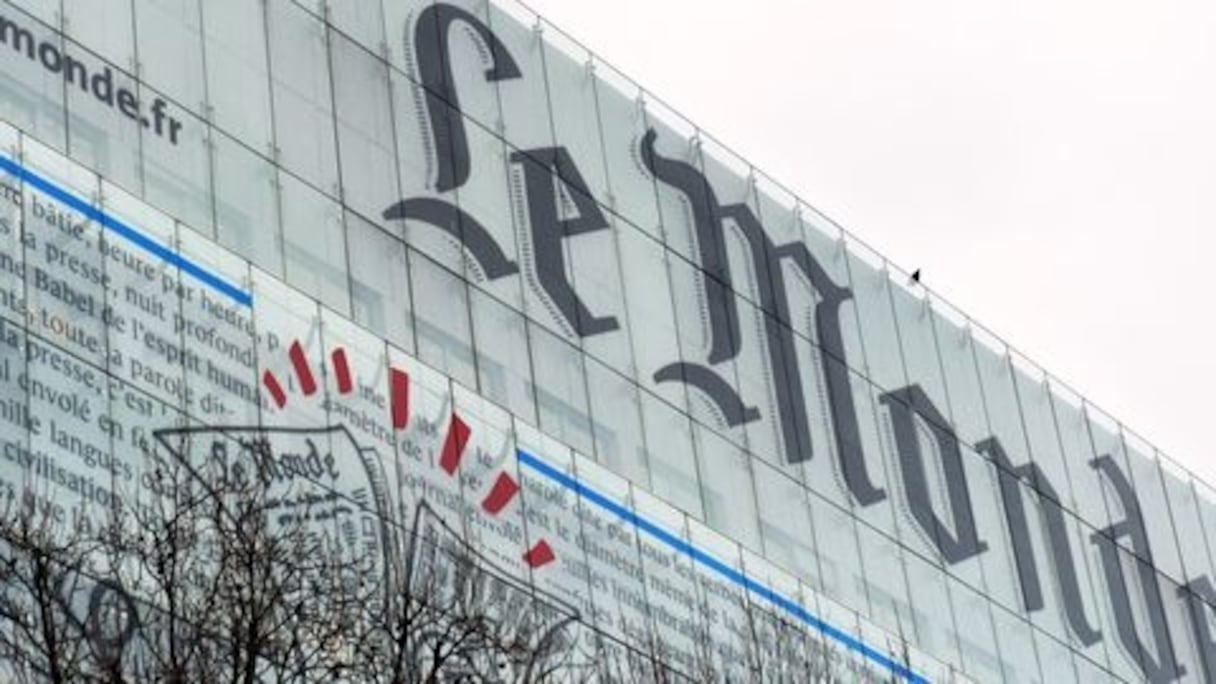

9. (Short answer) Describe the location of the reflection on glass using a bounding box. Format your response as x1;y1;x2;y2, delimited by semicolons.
267;0;339;194
212;131;281;276
280;168;349;313
346;211;413;352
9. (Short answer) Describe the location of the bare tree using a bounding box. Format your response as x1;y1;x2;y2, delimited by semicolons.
96;428;373;683
737;598;840;683
341;500;586;683
0;426;592;684
590;587;888;684
0;487;119;684
2;420;897;684
734;593;908;684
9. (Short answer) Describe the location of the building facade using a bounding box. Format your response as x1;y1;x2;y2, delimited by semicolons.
0;0;1213;681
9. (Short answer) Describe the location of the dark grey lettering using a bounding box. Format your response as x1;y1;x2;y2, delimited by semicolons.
510;147;618;336
880;385;986;563
382;197;518;279
0;13;181;145
1180;577;1216;683
978;437;1101;644
412;3;520;192
36;40;59;72
1091;455;1184;683
652;362;759;426
642;130;885;503
62;53;88;91
90;66;113;105
0;16;35;59
116;89;138;119
639;129;739;363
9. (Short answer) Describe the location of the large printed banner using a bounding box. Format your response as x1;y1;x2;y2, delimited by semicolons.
5;0;1216;679
0;126;952;681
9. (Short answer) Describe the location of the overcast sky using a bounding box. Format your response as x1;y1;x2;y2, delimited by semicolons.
523;0;1216;485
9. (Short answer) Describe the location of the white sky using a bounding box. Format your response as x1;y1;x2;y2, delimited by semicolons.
523;0;1216;485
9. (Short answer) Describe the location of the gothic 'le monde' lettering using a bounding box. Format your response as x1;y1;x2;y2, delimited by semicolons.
378;4;1216;681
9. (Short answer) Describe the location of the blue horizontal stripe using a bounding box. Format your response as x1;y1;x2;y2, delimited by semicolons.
517;448;930;684
0;154;252;307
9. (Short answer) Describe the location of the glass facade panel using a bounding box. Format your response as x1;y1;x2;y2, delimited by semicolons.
529;319;593;457
407;248;475;388
22;137;106;370
805;491;870;634
842;242;903;390
687;519;748;679
63;0;134;70
694;422;760;552
331;28;400;225
855;515;915;644
1161;460;1216;583
132;0;205;112
211;130;280;276
318;308;394;452
955;438;1022;617
9;0;56;28
1123;431;1186;583
665;252;724;423
540;29;610;219
1194;479;1216;605
252;266;323;428
484;2;550;152
139;86;210;234
325;0;387;56
0;160;29;493
0;5;68;154
615;224;681;402
593;61;661;241
639;391;702;518
753;458;819;587
572;454;654;659
948;577;1005;682
174;218;258;426
648;112;700;269
345;210;414;351
63;37;142;196
730;290;783;467
888;281;948;407
583;356;649;487
904;550;961;669
990;604;1043;683
931;312;991;448
279;166;348;312
632;487;701;674
468;284;534;424
267;0;339;195
200;0;273;151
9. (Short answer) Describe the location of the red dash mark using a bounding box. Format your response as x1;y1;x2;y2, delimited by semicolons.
262;371;287;409
523;540;555;568
481;473;520;515
438;415;470;475
331;348;353;394
390;368;410;430
289;340;317;396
